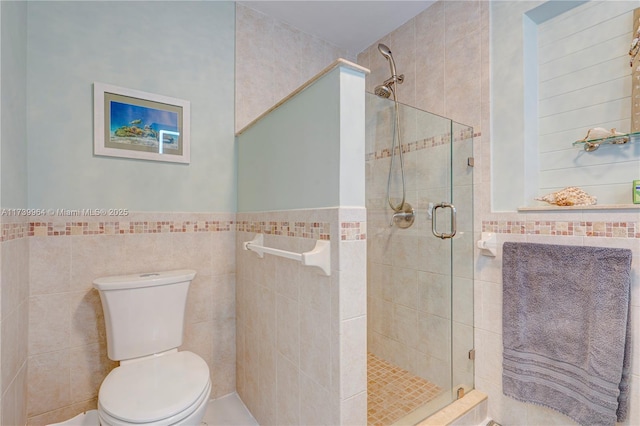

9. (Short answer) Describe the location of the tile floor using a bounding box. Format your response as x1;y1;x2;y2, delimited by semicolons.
368;352;442;426
201;393;258;426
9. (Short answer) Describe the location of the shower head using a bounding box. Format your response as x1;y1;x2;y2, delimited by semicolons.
378;43;398;80
378;43;393;59
374;83;393;99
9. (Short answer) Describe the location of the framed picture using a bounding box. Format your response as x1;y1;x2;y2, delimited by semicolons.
93;82;190;164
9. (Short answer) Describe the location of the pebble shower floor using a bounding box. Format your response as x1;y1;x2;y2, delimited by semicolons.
367;352;442;425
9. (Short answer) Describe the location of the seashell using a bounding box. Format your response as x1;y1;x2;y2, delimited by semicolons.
578;127;625;142
535;186;597;207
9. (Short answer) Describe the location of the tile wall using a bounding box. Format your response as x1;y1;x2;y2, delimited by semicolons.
360;1;640;424
235;208;367;426
19;212;236;425
1;217;30;426
234;4;351;132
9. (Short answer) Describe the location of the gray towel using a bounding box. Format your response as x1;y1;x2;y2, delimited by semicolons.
502;242;632;426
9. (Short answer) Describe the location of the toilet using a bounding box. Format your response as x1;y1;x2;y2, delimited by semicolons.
93;269;211;426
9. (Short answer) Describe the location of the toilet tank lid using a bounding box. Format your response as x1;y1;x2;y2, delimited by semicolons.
93;269;196;291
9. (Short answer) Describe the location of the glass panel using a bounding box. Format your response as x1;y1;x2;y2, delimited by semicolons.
451;120;475;396
365;93;474;424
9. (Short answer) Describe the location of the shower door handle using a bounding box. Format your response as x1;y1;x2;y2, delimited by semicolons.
432;202;457;239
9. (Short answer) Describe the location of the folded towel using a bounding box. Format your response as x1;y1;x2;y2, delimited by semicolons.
502;242;632;425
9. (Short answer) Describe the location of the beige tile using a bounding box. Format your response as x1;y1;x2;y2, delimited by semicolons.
185;273;214;324
337;265;366;322
392;266;418;309
444;1;481;45
276;353;300;426
27;350;70;417
276;294;299;365
212;317;235;366
122;233;175;275
418;271;451;318
257;341;277;426
2;369;18;426
171;232;213;276
341;390;366;426
210;358;236;400
70;235;127;292
2;238;29;320
300;306;331;390
299;373;332;426
29;236;71;295
29;293;70;356
69;342;116;403
211;232;236;276
212;273;236;321
1;306;19;395
299;266;331;315
69;289;105;348
340;316;366;399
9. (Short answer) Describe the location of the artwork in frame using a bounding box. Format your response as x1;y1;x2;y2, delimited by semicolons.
93;82;190;164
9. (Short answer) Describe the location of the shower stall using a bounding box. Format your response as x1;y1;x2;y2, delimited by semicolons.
365;92;474;425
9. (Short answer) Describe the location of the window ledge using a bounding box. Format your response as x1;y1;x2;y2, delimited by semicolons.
518;204;640;212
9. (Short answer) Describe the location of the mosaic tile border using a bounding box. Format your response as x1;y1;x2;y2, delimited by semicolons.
1;221;30;242
237;220;331;240
1;219;368;242
482;220;640;238
0;220;235;241
341;222;366;241
366;129;480;161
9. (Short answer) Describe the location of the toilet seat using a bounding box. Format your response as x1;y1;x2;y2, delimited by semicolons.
98;351;210;425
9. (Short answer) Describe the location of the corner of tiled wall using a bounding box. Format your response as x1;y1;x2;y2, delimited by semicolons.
235;208;367;425
1;216;30;426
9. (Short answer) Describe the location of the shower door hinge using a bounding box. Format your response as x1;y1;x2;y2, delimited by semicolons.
467;157;474;167
468;349;475;360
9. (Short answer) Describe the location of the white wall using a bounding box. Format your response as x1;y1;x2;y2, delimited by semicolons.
0;2;29;425
538;1;639;204
492;0;640;209
1;0;27;209
26;1;236;212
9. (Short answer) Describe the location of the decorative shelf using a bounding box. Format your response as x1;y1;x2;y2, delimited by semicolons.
572;131;640;151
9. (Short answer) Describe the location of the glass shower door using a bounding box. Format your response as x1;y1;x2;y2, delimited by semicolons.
365;93;474;425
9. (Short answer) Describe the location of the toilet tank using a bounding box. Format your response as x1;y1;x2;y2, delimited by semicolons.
93;269;196;361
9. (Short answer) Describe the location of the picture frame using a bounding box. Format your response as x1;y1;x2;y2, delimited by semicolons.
93;82;190;164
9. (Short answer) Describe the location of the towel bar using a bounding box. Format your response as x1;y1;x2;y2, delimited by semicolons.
243;233;331;276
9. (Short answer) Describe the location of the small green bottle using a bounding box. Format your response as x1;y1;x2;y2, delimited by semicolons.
634;180;640;204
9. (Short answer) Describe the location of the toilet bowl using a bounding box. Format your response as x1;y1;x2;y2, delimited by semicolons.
92;270;211;426
97;351;211;426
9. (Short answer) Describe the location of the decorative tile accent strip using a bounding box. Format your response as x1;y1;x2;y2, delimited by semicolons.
236;220;331;240
0;221;30;242
366;129;479;161
2;217;367;242
341;221;367;241
1;219;235;241
482;220;640;238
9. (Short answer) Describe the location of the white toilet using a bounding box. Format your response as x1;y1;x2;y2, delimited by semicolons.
93;269;211;426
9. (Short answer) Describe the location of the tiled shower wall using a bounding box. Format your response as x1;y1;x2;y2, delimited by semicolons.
21;212;236;425
236;208;367;426
365;123;474;390
234;3;351;132
360;1;640;424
